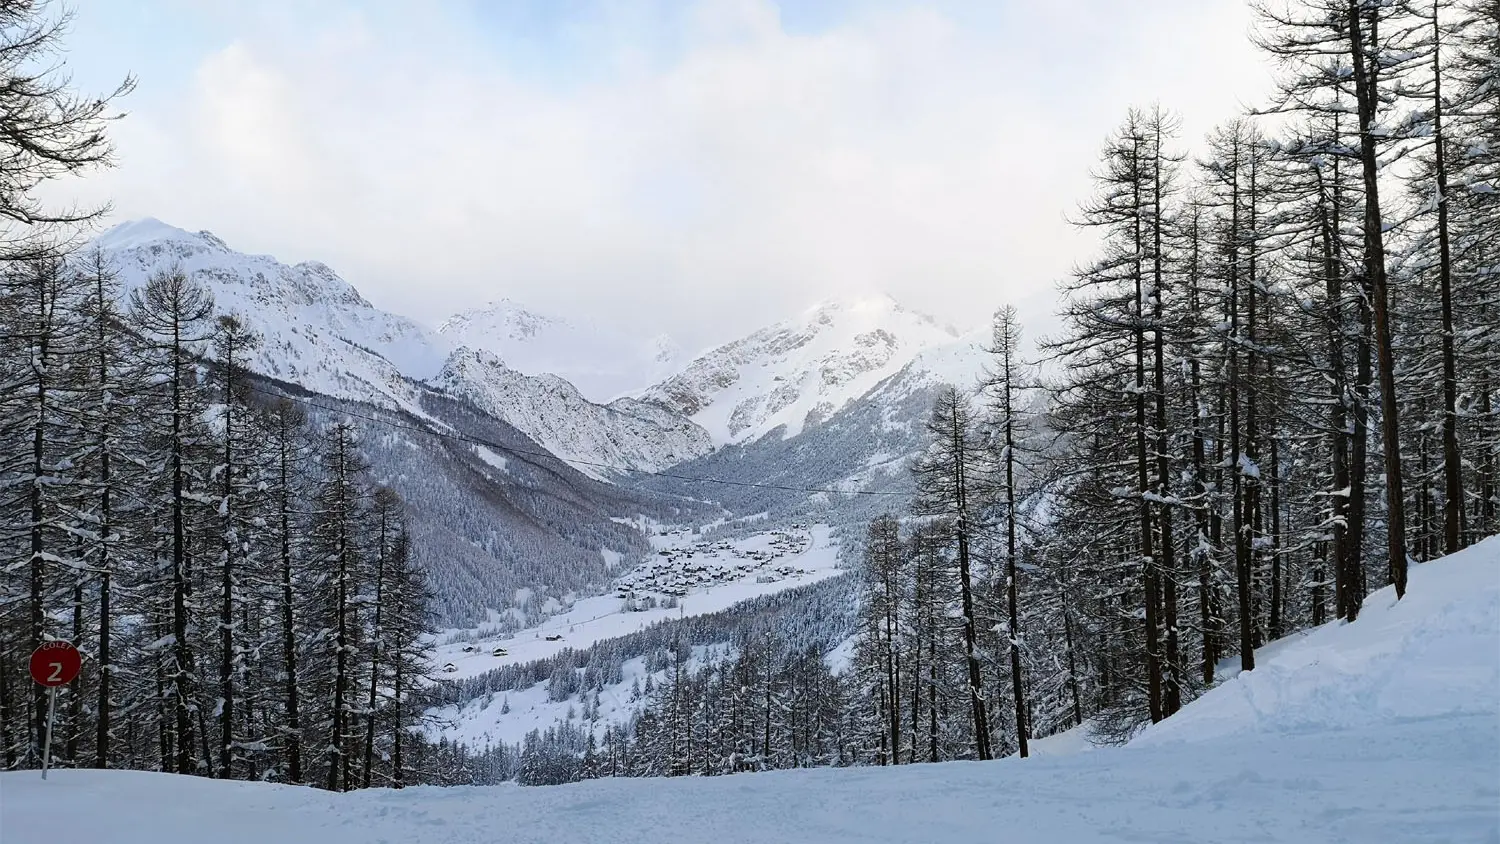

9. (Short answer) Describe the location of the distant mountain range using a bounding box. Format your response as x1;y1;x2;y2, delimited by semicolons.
434;299;683;403
88;217;993;624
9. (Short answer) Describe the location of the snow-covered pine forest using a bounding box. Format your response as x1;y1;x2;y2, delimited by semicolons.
0;252;455;782
430;0;1500;784
0;0;1497;833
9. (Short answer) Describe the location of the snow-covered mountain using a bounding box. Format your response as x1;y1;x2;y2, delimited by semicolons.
89;219;720;627
640;294;965;445
94;218;448;413
432;347;713;478
85;218;994;622
94;219;711;478
437;299;683;402
634;327;991;524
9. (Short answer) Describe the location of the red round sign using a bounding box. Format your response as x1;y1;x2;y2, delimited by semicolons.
29;641;81;687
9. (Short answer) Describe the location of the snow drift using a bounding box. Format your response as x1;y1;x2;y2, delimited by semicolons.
1136;535;1500;746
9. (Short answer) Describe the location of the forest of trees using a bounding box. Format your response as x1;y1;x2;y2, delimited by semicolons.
497;0;1499;781
846;0;1500;757
0;1;445;788
0;254;444;785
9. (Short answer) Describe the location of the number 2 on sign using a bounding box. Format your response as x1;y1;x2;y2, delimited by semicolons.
47;662;63;683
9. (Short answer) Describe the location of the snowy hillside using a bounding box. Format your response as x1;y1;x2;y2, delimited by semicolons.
6;535;1495;843
95;218;448;412
6;718;1491;844
433;347;713;477
437;299;683;402
90;219;711;628
635;327;991;522
641;294;967;445
1133;534;1500;747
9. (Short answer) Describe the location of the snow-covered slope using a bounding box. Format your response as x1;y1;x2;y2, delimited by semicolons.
94;218;447;411
1133;534;1500;747
6;711;1493;844
431;524;839;676
641;294;965;445
432;348;713;477
437;299;683;402
5;537;1496;843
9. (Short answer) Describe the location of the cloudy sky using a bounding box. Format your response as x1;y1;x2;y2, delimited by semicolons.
58;0;1273;352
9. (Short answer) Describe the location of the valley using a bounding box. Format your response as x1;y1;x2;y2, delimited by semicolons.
432;522;843;681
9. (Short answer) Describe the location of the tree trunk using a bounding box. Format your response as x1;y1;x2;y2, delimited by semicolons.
29;307;51;763
362;509;389;788
950;405;992;760
277;416;303;784
218;358;237;779
1430;2;1465;555
1347;1;1409;598
1227;137;1256;672
169;316;197;775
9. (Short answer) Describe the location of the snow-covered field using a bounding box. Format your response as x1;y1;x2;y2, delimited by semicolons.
5;716;1492;844
430;525;843;681
6;538;1497;844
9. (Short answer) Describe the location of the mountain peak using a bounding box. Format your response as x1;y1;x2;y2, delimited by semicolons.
804;291;897;317
94;217;230;253
437;299;564;340
434;300;683;402
801;292;956;338
642;292;967;444
87;215;448;396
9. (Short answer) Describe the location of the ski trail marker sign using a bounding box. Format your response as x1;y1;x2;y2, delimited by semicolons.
29;641;81;780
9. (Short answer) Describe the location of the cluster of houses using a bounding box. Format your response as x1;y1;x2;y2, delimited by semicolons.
442;642;512;671
442;633;566;672
613;527;812;606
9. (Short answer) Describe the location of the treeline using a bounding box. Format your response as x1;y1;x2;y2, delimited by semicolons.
425;578;865;786
514;632;852;786
467;561;1048;784
851;0;1499;757
0;254;440;788
502;577;1025;785
434;573;857;708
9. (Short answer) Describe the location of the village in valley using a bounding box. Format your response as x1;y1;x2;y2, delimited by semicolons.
617;525;813;604
433;523;840;679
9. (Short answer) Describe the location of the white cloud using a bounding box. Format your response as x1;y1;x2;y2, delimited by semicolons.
63;0;1272;353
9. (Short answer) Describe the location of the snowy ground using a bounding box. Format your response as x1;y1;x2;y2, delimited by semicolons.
5;717;1493;844
6;538;1497;844
430;524;842;681
1135;534;1500;747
